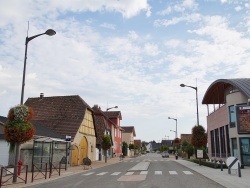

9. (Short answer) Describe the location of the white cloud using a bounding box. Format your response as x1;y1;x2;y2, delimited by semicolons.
100;23;116;30
154;13;201;27
144;43;160;56
128;31;139;40
235;6;242;11
157;0;198;15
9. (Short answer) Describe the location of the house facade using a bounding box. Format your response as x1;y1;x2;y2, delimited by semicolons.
25;94;97;166
121;126;136;156
202;78;250;166
105;111;123;157
0;116;9;166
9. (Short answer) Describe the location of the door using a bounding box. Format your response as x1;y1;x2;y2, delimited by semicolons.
71;145;79;166
79;137;88;164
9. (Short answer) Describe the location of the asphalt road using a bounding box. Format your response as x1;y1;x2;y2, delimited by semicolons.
27;153;225;188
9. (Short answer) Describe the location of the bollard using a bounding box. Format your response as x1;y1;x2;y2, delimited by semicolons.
18;160;23;176
238;163;241;177
214;159;217;169
220;161;223;171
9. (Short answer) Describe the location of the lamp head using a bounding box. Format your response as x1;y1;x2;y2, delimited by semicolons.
45;29;56;36
180;84;186;87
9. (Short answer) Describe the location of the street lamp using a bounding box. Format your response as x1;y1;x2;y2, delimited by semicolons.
170;130;176;138
105;105;118;160
168;117;177;138
180;83;199;126
20;29;56;104
14;29;56;182
106;105;118;111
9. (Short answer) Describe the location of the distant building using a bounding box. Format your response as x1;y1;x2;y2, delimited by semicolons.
181;134;192;143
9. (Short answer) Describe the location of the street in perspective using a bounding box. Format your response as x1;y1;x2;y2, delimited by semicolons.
9;153;247;188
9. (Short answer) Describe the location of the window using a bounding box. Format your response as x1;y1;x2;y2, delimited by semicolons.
215;129;220;157
240;138;250;166
220;126;226;157
229;106;236;128
210;130;215;157
226;125;231;156
232;138;238;158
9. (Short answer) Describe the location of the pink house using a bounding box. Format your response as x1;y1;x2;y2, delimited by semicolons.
104;111;123;157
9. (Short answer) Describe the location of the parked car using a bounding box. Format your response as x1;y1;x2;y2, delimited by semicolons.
162;151;170;158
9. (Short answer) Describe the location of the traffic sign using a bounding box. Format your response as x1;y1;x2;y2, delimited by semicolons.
226;157;241;170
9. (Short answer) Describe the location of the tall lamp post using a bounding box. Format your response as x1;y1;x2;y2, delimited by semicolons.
14;29;56;182
20;29;56;104
180;84;199;126
168;117;177;138
170;130;177;138
105;106;118;160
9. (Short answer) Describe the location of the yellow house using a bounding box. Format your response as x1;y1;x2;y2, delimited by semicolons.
25;94;97;166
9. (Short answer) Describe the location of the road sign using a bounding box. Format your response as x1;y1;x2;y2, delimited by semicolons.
197;150;203;158
226;157;241;170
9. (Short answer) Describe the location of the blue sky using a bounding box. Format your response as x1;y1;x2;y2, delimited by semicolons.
1;0;250;142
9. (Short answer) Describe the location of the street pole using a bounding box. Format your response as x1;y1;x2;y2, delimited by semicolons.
14;29;56;182
168;117;177;138
180;84;200;126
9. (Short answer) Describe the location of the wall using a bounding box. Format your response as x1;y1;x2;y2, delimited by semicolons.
0;140;9;166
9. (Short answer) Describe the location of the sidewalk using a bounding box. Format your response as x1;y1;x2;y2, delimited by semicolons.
175;159;250;188
3;157;124;188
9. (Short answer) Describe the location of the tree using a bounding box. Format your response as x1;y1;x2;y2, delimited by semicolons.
182;140;194;159
160;145;169;152
101;135;111;163
191;125;207;148
122;142;128;156
191;125;207;159
129;143;135;150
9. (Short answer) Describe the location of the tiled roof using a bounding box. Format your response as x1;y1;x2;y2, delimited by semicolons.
121;126;136;136
92;105;113;145
24;95;92;139
202;78;250;104
104;111;122;120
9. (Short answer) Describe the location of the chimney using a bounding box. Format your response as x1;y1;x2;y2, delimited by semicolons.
40;93;44;99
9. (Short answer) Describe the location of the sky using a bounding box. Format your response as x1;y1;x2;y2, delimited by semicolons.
1;0;250;142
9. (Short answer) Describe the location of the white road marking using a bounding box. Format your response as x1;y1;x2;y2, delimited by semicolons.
125;172;134;175
82;172;95;176
183;171;193;175
140;171;148;175
155;171;162;175
169;171;178;175
111;172;121;175
97;172;108;175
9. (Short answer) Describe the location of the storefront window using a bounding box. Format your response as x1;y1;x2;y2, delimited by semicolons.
229;106;236;128
232;138;238;158
240;138;250;166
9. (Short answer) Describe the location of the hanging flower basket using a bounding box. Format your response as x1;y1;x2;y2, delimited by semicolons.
4;105;35;152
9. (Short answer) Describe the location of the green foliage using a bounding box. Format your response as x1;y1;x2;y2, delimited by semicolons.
160;145;169;152
101;135;111;150
129;143;135;150
181;140;194;159
141;142;147;152
191;125;207;149
122;142;128;156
